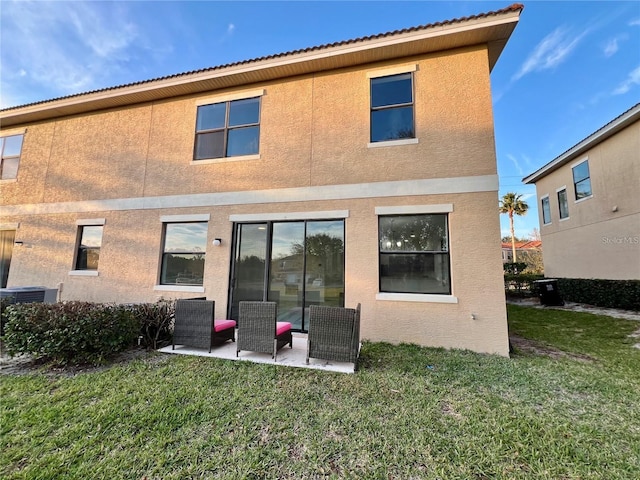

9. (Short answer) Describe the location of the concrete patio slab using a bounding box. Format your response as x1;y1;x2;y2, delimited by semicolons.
158;333;356;373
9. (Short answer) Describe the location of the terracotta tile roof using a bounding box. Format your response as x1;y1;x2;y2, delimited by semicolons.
0;3;524;113
502;241;542;250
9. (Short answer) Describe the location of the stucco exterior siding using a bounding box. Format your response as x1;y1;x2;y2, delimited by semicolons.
534;120;640;280
1;5;522;357
1;47;497;207
3;189;508;356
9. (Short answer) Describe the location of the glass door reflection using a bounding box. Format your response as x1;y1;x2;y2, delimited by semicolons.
229;219;345;332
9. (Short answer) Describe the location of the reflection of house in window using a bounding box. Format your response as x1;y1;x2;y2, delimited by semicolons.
160;222;207;285
75;225;103;271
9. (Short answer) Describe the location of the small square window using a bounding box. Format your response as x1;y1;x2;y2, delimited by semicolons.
194;97;260;160
370;73;415;143
75;225;103;270
1;134;24;180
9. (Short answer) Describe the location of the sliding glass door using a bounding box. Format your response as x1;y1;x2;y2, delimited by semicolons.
229;219;344;332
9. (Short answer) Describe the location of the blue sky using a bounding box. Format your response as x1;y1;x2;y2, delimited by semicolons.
1;1;639;239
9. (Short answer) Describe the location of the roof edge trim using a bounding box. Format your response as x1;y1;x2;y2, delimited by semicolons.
523;103;640;184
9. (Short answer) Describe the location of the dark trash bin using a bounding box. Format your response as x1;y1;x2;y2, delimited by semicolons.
534;279;564;306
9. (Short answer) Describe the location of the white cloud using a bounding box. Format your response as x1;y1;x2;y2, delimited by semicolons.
612;65;640;95
513;26;589;81
0;1;161;106
507;154;524;176
603;38;619;57
629;18;640;26
227;23;236;35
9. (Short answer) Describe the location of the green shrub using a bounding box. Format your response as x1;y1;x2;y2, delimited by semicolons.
1;296;12;336
556;278;640;311
127;300;175;350
504;273;544;297
3;301;139;365
503;262;528;274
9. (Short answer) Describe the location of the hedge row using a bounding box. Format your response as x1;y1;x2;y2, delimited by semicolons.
2;300;175;365
555;278;640;311
504;274;544;297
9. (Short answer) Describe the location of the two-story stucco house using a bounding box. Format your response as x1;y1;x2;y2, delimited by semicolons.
0;4;523;356
523;103;640;281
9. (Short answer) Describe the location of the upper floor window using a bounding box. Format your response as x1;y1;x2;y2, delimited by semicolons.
557;188;569;219
541;196;551;225
572;160;592;200
1;134;24;180
370;73;414;143
160;222;208;286
378;214;450;295
194;97;260;160
75;225;103;271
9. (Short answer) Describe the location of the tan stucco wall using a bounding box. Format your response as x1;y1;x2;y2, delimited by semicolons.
534;121;640;280
1;46;496;205
3;191;508;356
0;44;509;356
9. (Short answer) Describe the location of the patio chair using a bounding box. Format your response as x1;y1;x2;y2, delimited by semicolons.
236;301;292;361
306;303;361;367
173;299;236;353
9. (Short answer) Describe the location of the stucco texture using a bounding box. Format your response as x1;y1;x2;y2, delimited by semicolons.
535;121;640;280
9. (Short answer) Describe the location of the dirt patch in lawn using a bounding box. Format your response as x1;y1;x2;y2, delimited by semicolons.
509;334;596;362
0;343;170;377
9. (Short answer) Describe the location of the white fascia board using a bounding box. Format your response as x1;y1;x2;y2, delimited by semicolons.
523;104;640;184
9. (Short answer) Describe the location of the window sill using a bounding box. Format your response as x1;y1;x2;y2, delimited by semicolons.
376;292;458;304
69;270;99;277
154;285;205;293
191;154;260;165
368;138;418;149
0;178;18;183
574;195;593;204
559;217;570;222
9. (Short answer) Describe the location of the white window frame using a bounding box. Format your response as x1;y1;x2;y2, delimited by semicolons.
367;65;418;148
192;89;265;164
0;129;26;182
571;158;593;203
69;218;106;277
154;214;209;293
540;195;552;225
556;186;570;221
374;204;457;304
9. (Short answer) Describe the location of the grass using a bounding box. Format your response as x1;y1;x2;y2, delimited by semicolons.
1;304;639;479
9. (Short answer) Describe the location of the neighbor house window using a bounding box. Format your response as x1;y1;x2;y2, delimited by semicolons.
1;134;24;180
378;214;450;294
541;196;551;225
160;222;208;285
370;73;415;143
75;225;103;270
194;97;260;160
557;188;569;219
572;160;592;200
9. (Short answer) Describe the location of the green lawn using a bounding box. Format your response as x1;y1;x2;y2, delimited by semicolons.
2;304;639;479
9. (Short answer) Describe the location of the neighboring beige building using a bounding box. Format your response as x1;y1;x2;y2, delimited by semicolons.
0;5;524;356
523;103;640;280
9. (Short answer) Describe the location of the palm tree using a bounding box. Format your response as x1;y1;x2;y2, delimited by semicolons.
499;193;529;263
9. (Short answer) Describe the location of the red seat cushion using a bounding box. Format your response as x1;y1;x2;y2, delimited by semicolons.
214;319;236;333
276;321;292;336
